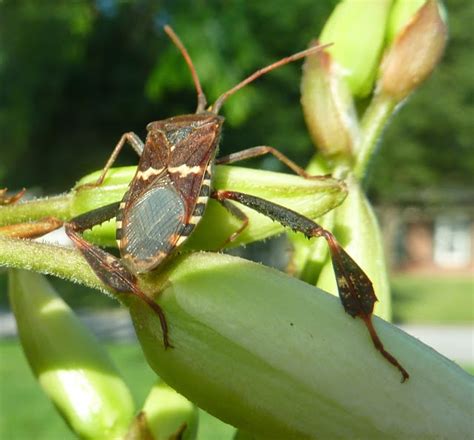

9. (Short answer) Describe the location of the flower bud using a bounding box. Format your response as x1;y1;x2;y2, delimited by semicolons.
141;381;198;440
319;0;393;97
316;178;391;320
72;165;346;250
301;48;360;159
386;0;428;44
379;0;448;101
127;253;472;439
8;270;135;439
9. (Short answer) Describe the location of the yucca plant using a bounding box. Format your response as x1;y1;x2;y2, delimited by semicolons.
1;1;472;439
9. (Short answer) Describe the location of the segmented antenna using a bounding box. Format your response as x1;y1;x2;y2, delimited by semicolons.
211;42;332;114
164;25;207;113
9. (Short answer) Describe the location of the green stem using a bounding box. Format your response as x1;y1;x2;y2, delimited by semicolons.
0;194;72;226
0;236;101;290
354;93;397;182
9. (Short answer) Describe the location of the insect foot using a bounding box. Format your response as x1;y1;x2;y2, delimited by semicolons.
0;187;26;205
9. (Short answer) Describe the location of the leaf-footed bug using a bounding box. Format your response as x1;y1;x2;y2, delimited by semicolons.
5;26;408;381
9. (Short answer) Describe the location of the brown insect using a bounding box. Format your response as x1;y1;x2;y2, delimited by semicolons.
2;26;409;381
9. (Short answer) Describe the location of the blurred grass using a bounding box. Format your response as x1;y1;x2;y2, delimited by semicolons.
391;274;474;324
1;339;472;439
0;341;235;440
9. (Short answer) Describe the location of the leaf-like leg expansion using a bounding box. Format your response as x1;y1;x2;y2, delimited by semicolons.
215;190;409;381
211;191;249;248
78;132;144;189
65;202;171;349
324;234;409;382
0;188;26;205
0;217;63;239
216;146;329;179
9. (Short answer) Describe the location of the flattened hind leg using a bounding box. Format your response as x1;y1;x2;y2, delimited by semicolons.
212;189;409;382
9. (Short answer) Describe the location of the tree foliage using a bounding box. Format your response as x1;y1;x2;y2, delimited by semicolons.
0;0;471;202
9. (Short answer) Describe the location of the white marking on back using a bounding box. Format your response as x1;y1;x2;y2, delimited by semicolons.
189;215;201;225
168;164;202;177
175;236;187;246
137;167;164;180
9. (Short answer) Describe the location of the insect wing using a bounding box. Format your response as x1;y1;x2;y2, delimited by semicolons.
121;177;186;272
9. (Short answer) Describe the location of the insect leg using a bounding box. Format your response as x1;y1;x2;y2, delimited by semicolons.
0;217;63;239
65;202;171;348
213;189;409;382
81;132;145;188
211;192;249;248
0;188;26;205
215;146;328;179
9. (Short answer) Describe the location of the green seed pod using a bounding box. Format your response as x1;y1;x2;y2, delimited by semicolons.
126;253;472;439
379;0;448;101
71;165;346;250
8;270;135;439
141;380;198;440
316;178;391;320
319;0;393;97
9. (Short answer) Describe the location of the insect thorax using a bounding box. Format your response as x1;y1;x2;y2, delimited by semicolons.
117;113;223;274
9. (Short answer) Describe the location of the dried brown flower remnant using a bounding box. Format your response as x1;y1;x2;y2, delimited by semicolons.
380;0;448;101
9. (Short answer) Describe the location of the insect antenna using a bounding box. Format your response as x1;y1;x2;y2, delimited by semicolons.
164;25;207;113
211;42;332;114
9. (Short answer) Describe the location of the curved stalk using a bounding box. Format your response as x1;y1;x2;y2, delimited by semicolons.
0;236;103;292
354;93;397;182
0;194;72;226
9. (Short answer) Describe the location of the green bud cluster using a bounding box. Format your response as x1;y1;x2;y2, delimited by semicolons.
301;0;447;163
297;0;448;320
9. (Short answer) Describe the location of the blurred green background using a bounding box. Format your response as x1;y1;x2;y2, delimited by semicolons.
0;0;472;438
0;0;472;199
